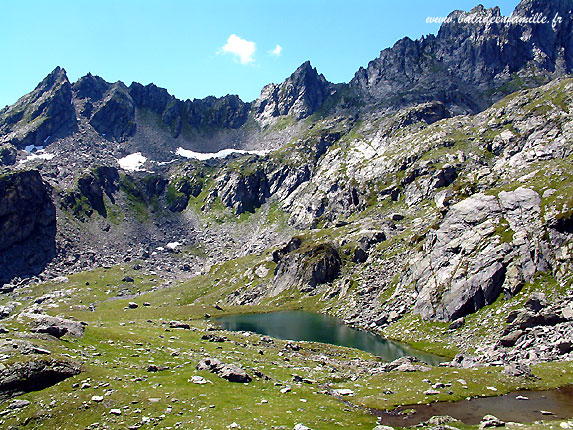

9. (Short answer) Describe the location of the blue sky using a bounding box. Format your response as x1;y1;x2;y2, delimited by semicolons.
0;0;521;108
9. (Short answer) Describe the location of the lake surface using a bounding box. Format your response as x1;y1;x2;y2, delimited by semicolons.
215;310;443;365
374;386;573;426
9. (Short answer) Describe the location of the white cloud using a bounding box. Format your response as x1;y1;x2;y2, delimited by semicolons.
270;44;283;56
220;34;256;64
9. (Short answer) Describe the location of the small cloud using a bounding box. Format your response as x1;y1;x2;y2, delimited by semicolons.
220;34;256;64
270;44;283;56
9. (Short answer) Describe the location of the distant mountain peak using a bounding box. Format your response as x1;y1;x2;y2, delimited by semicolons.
253;60;331;125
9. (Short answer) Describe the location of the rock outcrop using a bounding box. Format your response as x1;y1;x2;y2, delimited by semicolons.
405;188;547;321
0;67;77;149
0;358;81;401
0;170;55;252
253;61;332;125
272;239;341;296
351;0;573;114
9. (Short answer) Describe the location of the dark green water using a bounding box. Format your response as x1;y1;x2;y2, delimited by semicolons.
216;310;443;365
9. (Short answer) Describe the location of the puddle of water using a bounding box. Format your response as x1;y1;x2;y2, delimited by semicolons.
373;386;573;426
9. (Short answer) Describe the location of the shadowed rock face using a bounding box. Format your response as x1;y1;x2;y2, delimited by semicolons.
0;170;56;283
0;358;81;402
0;67;77;149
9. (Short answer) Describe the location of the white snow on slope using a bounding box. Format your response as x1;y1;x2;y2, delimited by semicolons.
19;152;55;164
176;147;268;160
118;152;147;171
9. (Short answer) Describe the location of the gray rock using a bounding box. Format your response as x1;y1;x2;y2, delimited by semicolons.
25;314;86;338
196;358;251;383
524;292;547;313
0;358;80;401
449;317;465;330
169;321;190;330
479;414;505;429
8;399;30;409
499;330;523;347
504;363;532;377
217;364;252;383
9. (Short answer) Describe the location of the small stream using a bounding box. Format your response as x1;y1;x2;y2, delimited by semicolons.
373;386;573;426
215;310;444;365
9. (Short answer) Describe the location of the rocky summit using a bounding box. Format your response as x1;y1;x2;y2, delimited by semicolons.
0;0;572;429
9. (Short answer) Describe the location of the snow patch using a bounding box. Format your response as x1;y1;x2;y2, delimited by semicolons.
118;152;147;171
19;151;55;164
175;147;269;161
166;241;182;250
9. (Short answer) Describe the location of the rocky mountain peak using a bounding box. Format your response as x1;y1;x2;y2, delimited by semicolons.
0;67;77;151
73;73;111;101
351;0;573;114
253;61;331;126
35;66;69;92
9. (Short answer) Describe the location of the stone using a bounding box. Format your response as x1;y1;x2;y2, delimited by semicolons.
110;408;122;415
91;395;104;402
128;302;138;309
557;341;573;354
190;375;208;384
499;330;523;347
449;317;465;330
217;364;252;383
293;424;313;430
504;363;532;377
524;292;547;313
122;276;134;283
333;388;354;396
169;321;190;330
26;314;86;338
9;399;30;409
31;324;68;338
479;415;505;428
0;358;81;399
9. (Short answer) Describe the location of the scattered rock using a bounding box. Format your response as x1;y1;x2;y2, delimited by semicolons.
499;330;523;347
333;388;354;396
479;414;505;428
8;399;30;409
169;321;190;330
190;375;208;384
524;292;547;312
504;363;532;378
128;302;138;309
196;358;251;383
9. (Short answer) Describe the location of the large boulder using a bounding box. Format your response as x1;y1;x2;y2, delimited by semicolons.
25;314;87;338
0;358;81;401
196;357;251;383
